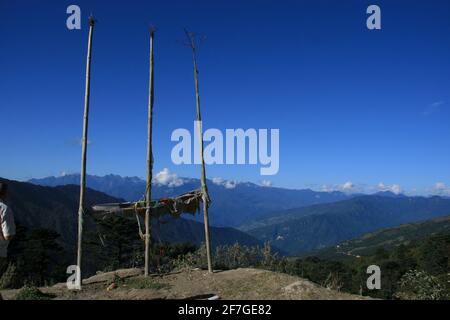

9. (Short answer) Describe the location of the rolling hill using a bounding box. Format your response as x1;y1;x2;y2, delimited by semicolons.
240;195;450;255
310;215;450;260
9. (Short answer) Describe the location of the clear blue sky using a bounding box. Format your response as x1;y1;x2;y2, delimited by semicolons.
1;0;450;195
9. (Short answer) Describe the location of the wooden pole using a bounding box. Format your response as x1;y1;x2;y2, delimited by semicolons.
144;27;156;277
185;30;213;273
76;16;95;289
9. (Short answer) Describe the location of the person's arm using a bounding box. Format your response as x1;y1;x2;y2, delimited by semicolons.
1;206;15;241
0;208;5;241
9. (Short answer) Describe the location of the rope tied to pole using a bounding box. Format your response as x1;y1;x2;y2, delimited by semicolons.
134;202;146;241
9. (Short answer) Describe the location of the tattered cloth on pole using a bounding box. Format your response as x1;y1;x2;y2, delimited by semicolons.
91;189;207;218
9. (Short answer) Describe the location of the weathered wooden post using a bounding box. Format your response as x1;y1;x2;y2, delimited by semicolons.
184;29;213;273
76;16;95;288
144;27;156;277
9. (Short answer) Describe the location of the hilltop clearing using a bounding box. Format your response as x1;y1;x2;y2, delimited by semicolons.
1;268;370;300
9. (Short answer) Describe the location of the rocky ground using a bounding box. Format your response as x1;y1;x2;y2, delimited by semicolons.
0;268;371;300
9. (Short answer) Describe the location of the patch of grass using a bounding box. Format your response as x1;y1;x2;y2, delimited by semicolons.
15;286;55;300
124;277;171;290
106;273;125;287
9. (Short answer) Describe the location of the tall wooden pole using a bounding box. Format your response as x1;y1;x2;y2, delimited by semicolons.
77;16;95;288
145;27;156;277
185;30;213;273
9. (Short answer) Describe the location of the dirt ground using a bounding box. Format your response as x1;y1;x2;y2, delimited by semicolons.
0;268;371;300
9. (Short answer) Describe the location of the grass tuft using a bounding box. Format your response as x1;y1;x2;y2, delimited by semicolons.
15;286;55;300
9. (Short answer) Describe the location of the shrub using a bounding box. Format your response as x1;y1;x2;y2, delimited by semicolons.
395;269;448;300
0;263;19;289
172;242;279;271
322;272;344;291
15;286;55;300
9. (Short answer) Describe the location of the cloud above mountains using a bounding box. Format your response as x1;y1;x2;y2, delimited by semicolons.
432;182;450;196
149;171;450;197
153;168;184;187
320;181;404;195
377;182;403;195
212;177;238;189
321;181;358;193
111;169;413;196
260;180;273;187
61;168;447;197
341;181;354;191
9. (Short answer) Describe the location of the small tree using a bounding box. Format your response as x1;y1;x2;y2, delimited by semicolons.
262;242;278;269
6;225;66;287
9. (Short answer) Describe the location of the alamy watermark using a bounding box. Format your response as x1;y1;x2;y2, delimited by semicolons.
66;265;81;290
171;121;279;176
67;4;381;31
66;5;81;30
367;5;381;30
367;265;381;290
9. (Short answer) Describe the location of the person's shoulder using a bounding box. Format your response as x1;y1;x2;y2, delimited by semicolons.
0;201;7;212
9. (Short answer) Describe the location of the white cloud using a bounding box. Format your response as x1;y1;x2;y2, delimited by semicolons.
261;180;273;187
212;177;225;185
434;182;446;190
391;185;402;194
341;181;354;191
320;181;355;193
321;185;331;192
224;180;237;189
211;177;238;189
432;182;450;196
377;182;403;194
153;168;184;187
319;182;406;195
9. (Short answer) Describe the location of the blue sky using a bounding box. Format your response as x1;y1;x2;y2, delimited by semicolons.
1;0;450;195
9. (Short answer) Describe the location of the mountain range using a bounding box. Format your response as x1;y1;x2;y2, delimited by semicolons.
0;177;265;258
29;174;353;227
18;174;450;258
